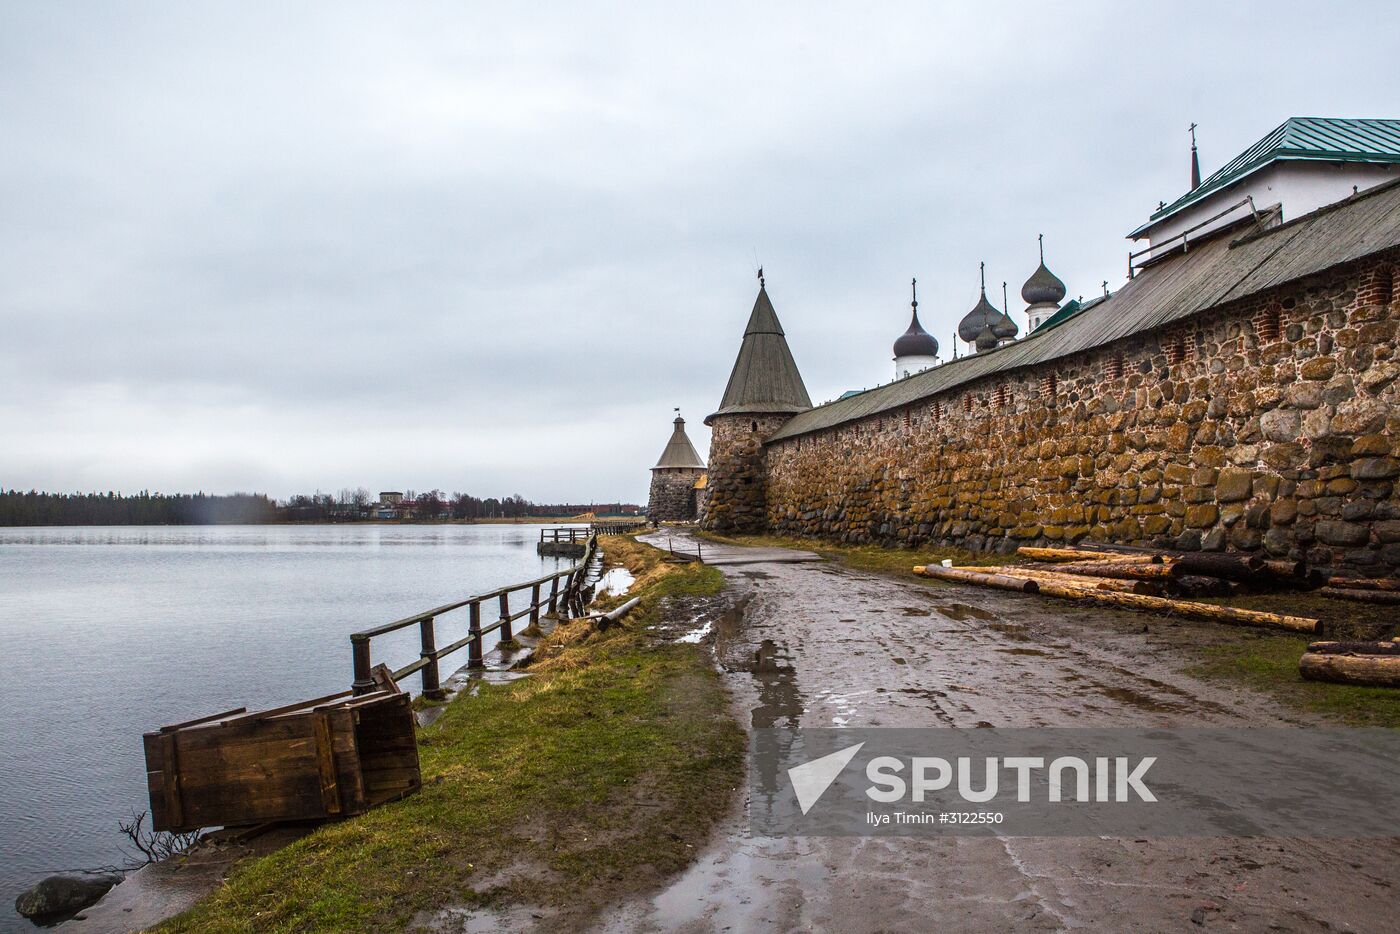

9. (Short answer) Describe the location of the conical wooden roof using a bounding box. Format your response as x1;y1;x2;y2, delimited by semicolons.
653;416;705;469
706;285;812;425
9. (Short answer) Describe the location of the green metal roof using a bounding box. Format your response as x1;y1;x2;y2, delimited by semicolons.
1033;294;1108;334
1139;117;1400;233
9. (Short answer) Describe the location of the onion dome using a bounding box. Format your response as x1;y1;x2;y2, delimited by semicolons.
958;292;1000;343
992;308;1018;340
975;323;999;352
1021;235;1067;306
893;278;939;358
958;262;1017;346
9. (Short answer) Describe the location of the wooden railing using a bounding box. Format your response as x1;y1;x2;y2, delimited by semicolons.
591;519;647;536
539;526;589;544
350;536;598;698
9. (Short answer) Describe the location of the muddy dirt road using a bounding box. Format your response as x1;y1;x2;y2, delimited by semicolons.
602;531;1399;932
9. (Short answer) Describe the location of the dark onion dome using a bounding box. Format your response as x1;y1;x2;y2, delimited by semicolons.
893;309;938;358
1021;261;1067;305
991;306;1019;340
974;323;999;352
958;291;1001;343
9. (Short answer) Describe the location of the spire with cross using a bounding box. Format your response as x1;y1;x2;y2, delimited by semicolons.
1189;122;1201;190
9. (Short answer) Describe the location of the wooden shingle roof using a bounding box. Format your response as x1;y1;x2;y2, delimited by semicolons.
769;178;1400;443
706;285;812;425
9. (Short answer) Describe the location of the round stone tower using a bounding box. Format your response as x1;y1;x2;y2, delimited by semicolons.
646;413;706;522
702;277;811;534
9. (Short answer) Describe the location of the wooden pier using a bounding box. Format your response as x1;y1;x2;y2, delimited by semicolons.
538;526;589;557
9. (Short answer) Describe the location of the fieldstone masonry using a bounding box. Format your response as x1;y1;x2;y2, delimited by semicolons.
703;414;792;534
758;252;1400;574
647;467;703;521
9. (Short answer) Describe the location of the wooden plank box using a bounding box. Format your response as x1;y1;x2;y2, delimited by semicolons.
143;690;420;833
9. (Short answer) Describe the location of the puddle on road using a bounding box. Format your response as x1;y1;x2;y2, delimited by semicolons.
1094;684;1192;713
749;639;806;729
739;569;774;580
999;647;1051;657
676;596;748;645
987;621;1032;641
934;603;997;622
899;607;932;616
594;566;635;600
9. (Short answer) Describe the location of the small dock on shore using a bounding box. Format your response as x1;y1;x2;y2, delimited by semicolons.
538;527;589;557
538;521;645;556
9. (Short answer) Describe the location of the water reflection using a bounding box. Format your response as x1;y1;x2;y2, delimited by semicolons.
0;523;564;924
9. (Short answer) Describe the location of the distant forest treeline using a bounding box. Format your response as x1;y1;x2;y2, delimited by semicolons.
0;488;641;526
0;490;279;526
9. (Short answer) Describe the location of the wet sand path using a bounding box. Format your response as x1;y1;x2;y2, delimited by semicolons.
600;531;1400;932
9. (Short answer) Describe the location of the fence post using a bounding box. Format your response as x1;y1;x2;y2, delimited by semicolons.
419;616;444;699
468;601;484;668
530;582;541;628
351;634;374;695
499;591;512;643
548;575;559;615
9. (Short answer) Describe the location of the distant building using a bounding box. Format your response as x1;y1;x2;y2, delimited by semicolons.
646;413;706;521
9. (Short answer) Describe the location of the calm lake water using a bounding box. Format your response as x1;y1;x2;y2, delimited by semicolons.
0;523;578;928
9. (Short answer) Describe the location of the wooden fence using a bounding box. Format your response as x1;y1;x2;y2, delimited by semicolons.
539;526;590;544
591;519;647;536
350;536;598;699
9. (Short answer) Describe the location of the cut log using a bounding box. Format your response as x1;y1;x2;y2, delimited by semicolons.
1050;561;1177;581
1015;546;1161;564
1306;641;1400;657
1300;652;1400;688
1326;577;1400;592
1319;587;1400;605
912;565;1040;593
1171;552;1265;581
1261;559;1307;579
1029;581;1321;633
956;565;1162;596
1166;574;1235;598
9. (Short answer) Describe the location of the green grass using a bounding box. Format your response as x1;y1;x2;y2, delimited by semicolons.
160;548;742;932
1191;634;1400;728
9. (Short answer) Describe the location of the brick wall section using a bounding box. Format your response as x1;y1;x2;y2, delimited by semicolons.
702;414;793;533
760;252;1400;574
647;468;703;521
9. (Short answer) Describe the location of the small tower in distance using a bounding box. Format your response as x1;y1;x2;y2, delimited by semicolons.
1021;234;1067;333
646;411;706;522
702;272;812;533
893;278;939;379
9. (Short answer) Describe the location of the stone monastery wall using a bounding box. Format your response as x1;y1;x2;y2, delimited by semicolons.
762;251;1400;574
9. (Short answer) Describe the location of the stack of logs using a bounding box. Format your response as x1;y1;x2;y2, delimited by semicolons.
915;545;1321;633
913;543;1400;687
1300;640;1400;688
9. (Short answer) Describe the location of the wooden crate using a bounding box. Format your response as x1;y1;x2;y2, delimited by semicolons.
143;689;420;833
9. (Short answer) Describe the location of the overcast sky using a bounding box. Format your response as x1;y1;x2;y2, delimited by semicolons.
3;2;1397;504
